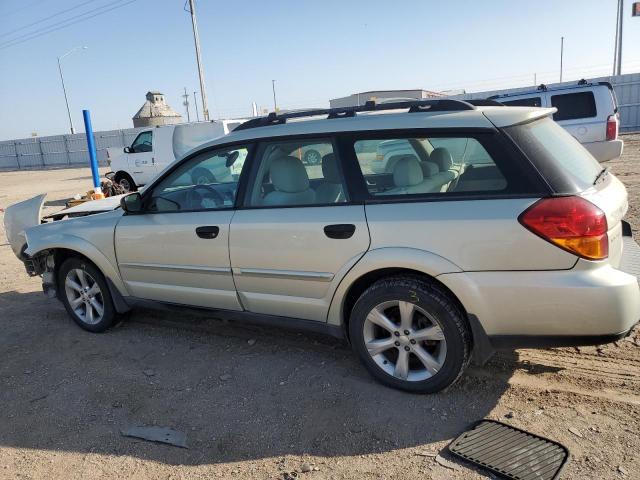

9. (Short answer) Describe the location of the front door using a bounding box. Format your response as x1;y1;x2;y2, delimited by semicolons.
115;144;251;309
230;137;370;322
127;130;157;185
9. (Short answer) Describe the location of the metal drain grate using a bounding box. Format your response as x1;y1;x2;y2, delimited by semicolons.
448;420;569;480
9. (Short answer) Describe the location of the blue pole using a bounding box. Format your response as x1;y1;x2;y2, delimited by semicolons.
82;109;101;194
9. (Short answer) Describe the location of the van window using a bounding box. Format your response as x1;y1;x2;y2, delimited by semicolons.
550;92;597;121
501;97;542;107
130;131;152;153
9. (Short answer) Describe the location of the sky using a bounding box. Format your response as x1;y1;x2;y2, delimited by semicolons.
0;0;639;140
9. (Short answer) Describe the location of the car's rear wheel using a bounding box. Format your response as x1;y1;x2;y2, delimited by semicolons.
59;258;117;333
114;171;136;192
349;275;470;393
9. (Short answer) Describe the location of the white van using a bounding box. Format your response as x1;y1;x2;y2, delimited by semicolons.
107;119;245;191
490;81;623;162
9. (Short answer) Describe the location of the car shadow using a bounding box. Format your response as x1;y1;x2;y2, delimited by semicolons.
0;290;514;466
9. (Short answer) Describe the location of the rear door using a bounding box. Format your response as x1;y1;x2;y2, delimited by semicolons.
229;137;369;322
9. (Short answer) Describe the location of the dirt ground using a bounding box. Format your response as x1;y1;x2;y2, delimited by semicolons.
1;138;640;480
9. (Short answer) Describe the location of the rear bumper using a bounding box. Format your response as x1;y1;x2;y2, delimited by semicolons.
438;238;640;348
583;139;623;163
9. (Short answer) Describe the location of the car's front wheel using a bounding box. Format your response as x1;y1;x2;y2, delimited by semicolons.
58;258;117;333
349;275;471;393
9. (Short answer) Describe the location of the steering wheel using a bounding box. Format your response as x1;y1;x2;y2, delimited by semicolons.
186;184;225;209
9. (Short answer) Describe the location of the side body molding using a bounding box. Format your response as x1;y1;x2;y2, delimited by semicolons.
326;247;462;326
23;210;128;297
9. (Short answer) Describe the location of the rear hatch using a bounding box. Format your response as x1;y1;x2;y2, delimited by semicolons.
502;115;628;266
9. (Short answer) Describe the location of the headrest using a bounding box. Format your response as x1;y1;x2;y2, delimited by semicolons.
430;147;453;172
392;155;424;188
321;153;341;183
270;156;310;193
421;161;439;177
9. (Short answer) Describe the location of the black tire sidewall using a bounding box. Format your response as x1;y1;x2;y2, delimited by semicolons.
115;172;136;192
58;258;116;333
349;279;469;393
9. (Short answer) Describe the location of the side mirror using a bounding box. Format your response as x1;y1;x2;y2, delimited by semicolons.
120;192;143;214
124;146;132;153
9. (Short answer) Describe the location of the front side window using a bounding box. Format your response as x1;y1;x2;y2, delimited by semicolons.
247;139;347;207
131;131;153;153
148;146;249;212
353;136;507;197
551;92;597;121
501;96;542;107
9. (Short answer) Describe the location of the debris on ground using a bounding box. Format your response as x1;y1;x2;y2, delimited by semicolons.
120;425;188;448
568;427;583;438
434;454;461;471
300;463;312;473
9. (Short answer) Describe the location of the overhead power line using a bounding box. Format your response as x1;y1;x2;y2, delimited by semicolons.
0;0;102;39
0;0;140;50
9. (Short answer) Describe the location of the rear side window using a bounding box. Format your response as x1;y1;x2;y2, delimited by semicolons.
550;92;596;121
352;136;508;196
505;117;601;191
501;97;542;107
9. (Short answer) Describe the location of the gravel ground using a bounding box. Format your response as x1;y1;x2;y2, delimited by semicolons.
1;138;639;480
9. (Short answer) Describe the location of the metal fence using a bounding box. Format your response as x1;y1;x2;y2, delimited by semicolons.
0;127;146;171
456;72;640;133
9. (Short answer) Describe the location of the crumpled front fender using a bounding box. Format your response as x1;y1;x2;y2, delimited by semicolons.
3;194;47;259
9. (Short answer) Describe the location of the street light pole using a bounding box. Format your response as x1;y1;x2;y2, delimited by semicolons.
615;0;624;75
188;0;210;121
57;46;87;134
272;79;277;111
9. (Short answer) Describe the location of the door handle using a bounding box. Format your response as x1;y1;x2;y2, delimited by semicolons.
195;226;220;239
324;224;356;239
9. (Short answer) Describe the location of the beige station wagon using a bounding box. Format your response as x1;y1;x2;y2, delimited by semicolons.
5;99;640;393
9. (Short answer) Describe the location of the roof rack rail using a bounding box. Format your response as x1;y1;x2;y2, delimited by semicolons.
234;98;476;131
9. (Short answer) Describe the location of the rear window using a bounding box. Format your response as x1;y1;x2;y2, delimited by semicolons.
550;92;597;121
501;97;542;107
505;117;602;191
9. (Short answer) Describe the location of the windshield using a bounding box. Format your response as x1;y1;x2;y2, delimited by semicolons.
505;117;602;191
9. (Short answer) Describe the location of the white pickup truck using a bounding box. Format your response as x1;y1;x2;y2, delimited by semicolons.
107;120;245;191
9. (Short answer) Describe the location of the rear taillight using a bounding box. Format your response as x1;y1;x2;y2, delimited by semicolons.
519;196;608;260
606;114;618;141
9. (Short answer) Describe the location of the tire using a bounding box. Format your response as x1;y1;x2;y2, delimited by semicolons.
114;171;136;192
349;275;471;393
191;167;215;185
58;257;118;333
303;149;321;165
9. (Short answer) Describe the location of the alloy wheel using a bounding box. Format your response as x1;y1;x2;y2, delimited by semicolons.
363;300;447;381
64;268;104;325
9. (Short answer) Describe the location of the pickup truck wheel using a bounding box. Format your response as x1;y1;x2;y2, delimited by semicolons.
349;275;471;393
114;172;136;192
59;258;117;333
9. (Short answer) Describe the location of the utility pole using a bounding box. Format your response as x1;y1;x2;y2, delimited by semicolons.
614;0;624;75
193;91;200;121
559;36;564;83
182;87;191;122
272;79;277;111
534;73;537;86
188;0;210;120
613;0;621;75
